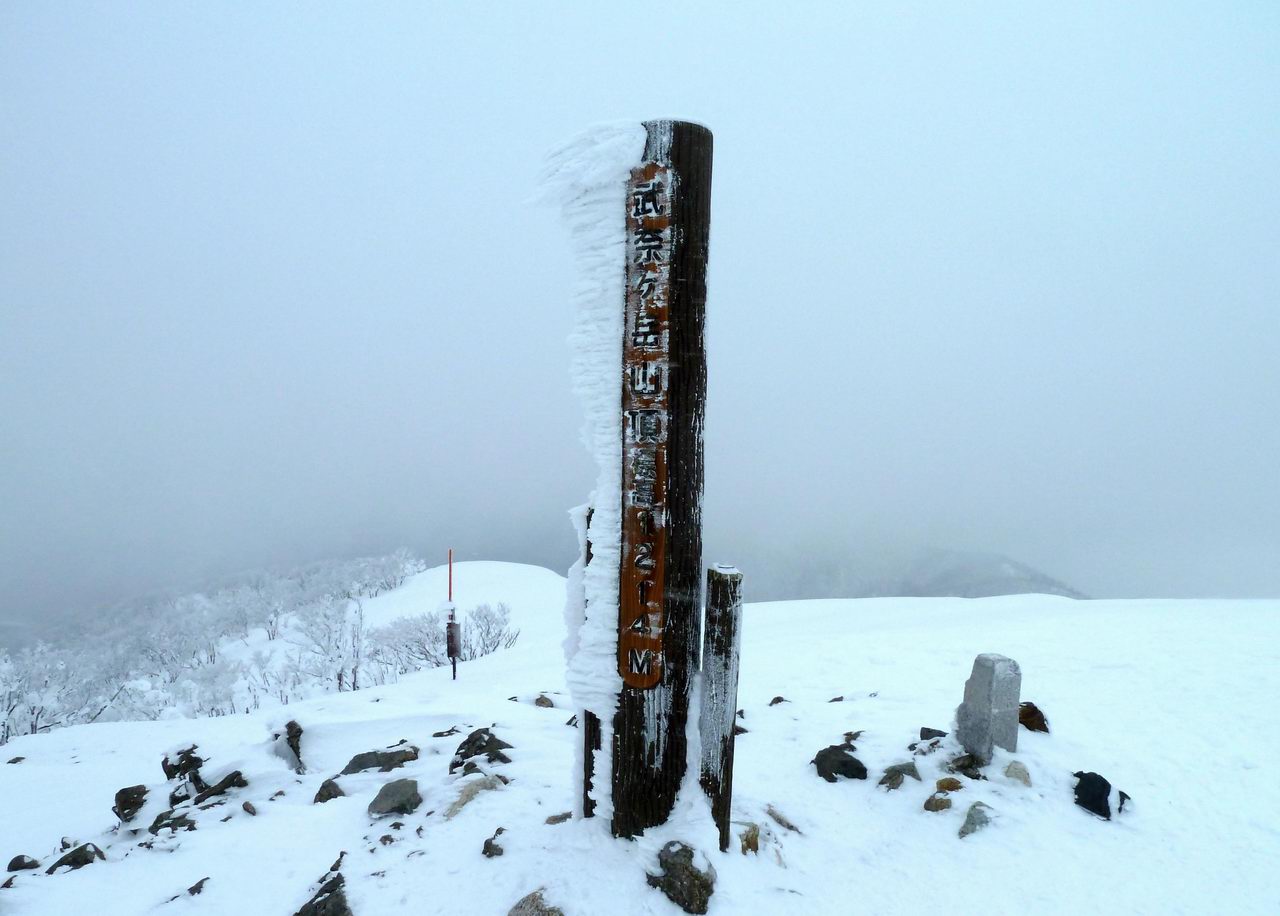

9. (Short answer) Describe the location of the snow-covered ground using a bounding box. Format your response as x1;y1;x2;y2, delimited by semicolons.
2;562;1277;915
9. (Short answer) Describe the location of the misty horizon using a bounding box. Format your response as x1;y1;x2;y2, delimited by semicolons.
3;3;1278;638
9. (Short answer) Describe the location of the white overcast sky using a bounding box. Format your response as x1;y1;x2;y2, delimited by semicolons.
2;2;1278;629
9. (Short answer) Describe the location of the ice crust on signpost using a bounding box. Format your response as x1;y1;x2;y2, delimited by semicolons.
543;122;648;819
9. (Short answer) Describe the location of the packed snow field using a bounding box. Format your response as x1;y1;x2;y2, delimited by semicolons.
2;562;1277;915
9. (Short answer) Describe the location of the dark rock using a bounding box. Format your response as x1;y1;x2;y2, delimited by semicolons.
948;754;986;780
193;770;248;805
378;834;395;846
959;801;994;838
188;877;210;895
242;801;257;816
432;726;461;738
534;695;555;708
7;855;39;872
168;784;192;807
113;784;148;823
271;790;286;799
733;724;748;736
828;696;844;703
920;727;948;740
812;744;867;782
5;757;23;764
368;779;421;817
149;809;197;835
340;744;420;775
647;841;715;915
1073;771;1129;821
508;889;564;916
910;738;942;755
768;696;787;706
545;811;572;825
450;728;512;773
294;873;352;916
843;730;864;744
736;709;744;719
59;837;75;851
878;761;921;790
565;715;578;728
274;721;305;773
482;827;506;857
2;875;14;889
314;779;345;804
45;843;105;874
1019;702;1050;733
161;746;204;784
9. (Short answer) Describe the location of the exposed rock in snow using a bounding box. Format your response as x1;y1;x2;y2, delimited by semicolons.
959;802;995;838
367;779;421;818
812;744;867;782
444;775;504;820
482;827;506;858
193;769;247;805
45;842;105;874
1020;702;1051;733
646;841;716;915
1005;761;1032;787
507;889;564;916
879;761;922;790
1073;772;1130;821
450;728;512;773
924;793;953;812
294;872;352;916
339;742;419;775
112;784;148;823
6;855;39;872
161;746;204;784
313;779;345;804
955;653;1022;764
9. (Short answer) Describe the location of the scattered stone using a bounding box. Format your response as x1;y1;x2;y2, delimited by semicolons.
294;872;352;916
739;823;760;855
149;809;197;835
113;784;149;823
923;793;952;812
7;856;39;872
188;877;210;895
433;726;461;738
271;790;286;799
444;775;504;819
565;715;578;728
242;801;258;816
1019;701;1050;733
45;843;105;874
828;696;843;703
947;754;986;781
733;724;748;736
59;838;75;851
959;801;994;838
768;696;787;706
378;834;395;846
314;779;345;804
544;811;572;825
2;875;14;889
161;746;204;784
482;827;506;857
508;889;564;916
844;729;865;744
168;784;192;807
534;695;555;708
812;744;867;782
765;804;802;834
274;721;305;773
909;738;942;755
954;653;1022;764
878;761;922;791
368;779;422;818
936;777;963;792
920;727;948;740
340;744;420;776
450;728;513;773
193;770;248;805
735;709;744;719
1005;761;1032;787
5;757;24;764
1072;771;1129;821
646;841;716;915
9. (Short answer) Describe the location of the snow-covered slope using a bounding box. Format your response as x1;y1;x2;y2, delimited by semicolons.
2;565;1276;915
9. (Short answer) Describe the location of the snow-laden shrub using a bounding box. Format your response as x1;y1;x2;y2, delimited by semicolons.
369;603;520;675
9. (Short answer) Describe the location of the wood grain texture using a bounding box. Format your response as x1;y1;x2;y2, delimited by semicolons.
699;565;743;852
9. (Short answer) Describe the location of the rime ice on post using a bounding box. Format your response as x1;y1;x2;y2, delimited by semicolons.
954;653;1022;764
699;564;743;852
547;119;713;838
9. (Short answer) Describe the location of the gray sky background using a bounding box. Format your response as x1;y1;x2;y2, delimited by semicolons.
2;2;1278;633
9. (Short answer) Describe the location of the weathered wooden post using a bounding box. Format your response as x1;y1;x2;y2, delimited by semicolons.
699;564;744;852
552;118;713;839
609;118;712;838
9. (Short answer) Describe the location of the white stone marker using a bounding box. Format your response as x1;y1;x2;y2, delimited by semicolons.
954;653;1022;764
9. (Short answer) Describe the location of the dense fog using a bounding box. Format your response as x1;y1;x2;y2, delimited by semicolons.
3;3;1278;641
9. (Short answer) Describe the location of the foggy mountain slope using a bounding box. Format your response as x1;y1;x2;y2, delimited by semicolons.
893;548;1088;600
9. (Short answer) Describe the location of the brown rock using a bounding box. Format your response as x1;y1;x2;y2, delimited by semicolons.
923;793;953;812
936;777;964;792
1019;702;1050;733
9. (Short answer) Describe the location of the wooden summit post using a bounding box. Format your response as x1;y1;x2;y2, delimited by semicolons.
584;119;712;839
699;564;744;852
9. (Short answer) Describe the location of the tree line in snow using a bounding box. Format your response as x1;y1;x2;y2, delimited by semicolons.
0;550;518;745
